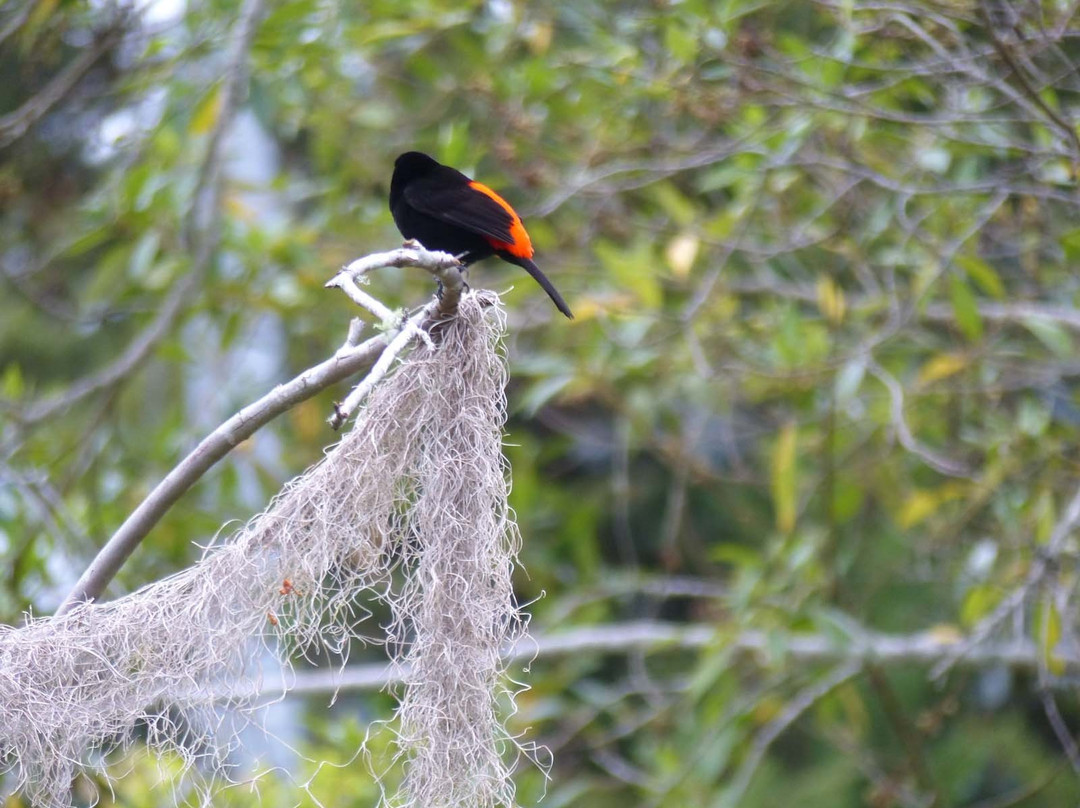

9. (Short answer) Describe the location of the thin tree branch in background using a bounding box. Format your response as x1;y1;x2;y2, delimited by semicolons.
967;765;1063;808
533;138;770;217
867;663;940;806
868;359;972;478
933;480;1080;678
591;748;653;790
0;24;125;148
1039;679;1080;773
978;1;1080;168
17;270;200;425
226;620;1080;700
184;0;264;248
723;660;863;806
726;278;1080;334
0;2;33;51
11;0;265;427
1037;603;1080;774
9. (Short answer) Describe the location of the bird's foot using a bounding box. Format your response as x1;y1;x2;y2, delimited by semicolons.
435;267;469;302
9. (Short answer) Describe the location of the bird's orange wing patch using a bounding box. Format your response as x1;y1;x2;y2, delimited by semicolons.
468;181;534;259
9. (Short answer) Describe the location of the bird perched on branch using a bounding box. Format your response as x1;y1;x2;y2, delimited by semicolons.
389;151;573;319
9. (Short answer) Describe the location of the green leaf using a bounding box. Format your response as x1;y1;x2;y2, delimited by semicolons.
651;182;698;227
917;353;968;386
771;421;798;534
520;375;572;417
949;274;983;341
961;584;1001;627
1017;397;1050;437
1060;227;1080;262
955;254;1005;300
190;83;224;136
1037;600;1065;676
63;226;112;258
1;363;24;399
665;20;699;63
128;230;161;283
594;238;663;308
1023;315;1074;358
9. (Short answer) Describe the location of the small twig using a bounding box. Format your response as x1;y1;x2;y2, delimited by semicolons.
932;480;1080;678
330;275;398;323
0;24;125;148
867;663;940;806
0;3;33;50
327;306;430;430
868;359;972;478
343;317;366;349
723;660;863;805
1036;602;1080;773
978;1;1080;169
323;244;466;429
328;276;434;354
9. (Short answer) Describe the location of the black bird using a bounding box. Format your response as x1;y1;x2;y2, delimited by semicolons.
389;151;573;319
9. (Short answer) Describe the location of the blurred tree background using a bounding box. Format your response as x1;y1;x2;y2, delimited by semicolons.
5;0;1080;805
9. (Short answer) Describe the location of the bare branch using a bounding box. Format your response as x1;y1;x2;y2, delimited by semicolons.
55;329;391;614
868;359;972;478
724;660;863;805
0;2;33;51
932;479;1080;678
324;244;466;429
978;1;1080;167
223;620;1080;699
331;242;464;282
0;25;124;148
725;277;1080;333
57;244;469;611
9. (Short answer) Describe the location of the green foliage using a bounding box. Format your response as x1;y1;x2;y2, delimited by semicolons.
4;0;1080;805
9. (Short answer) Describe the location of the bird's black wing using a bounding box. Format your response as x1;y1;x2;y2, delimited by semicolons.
404;180;517;244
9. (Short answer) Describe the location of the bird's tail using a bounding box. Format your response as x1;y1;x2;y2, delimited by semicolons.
512;257;574;319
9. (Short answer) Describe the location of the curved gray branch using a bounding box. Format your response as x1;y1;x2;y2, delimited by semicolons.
55;332;388;614
57;245;470;614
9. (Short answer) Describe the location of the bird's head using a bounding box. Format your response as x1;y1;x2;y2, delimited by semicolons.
394;151;441;177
